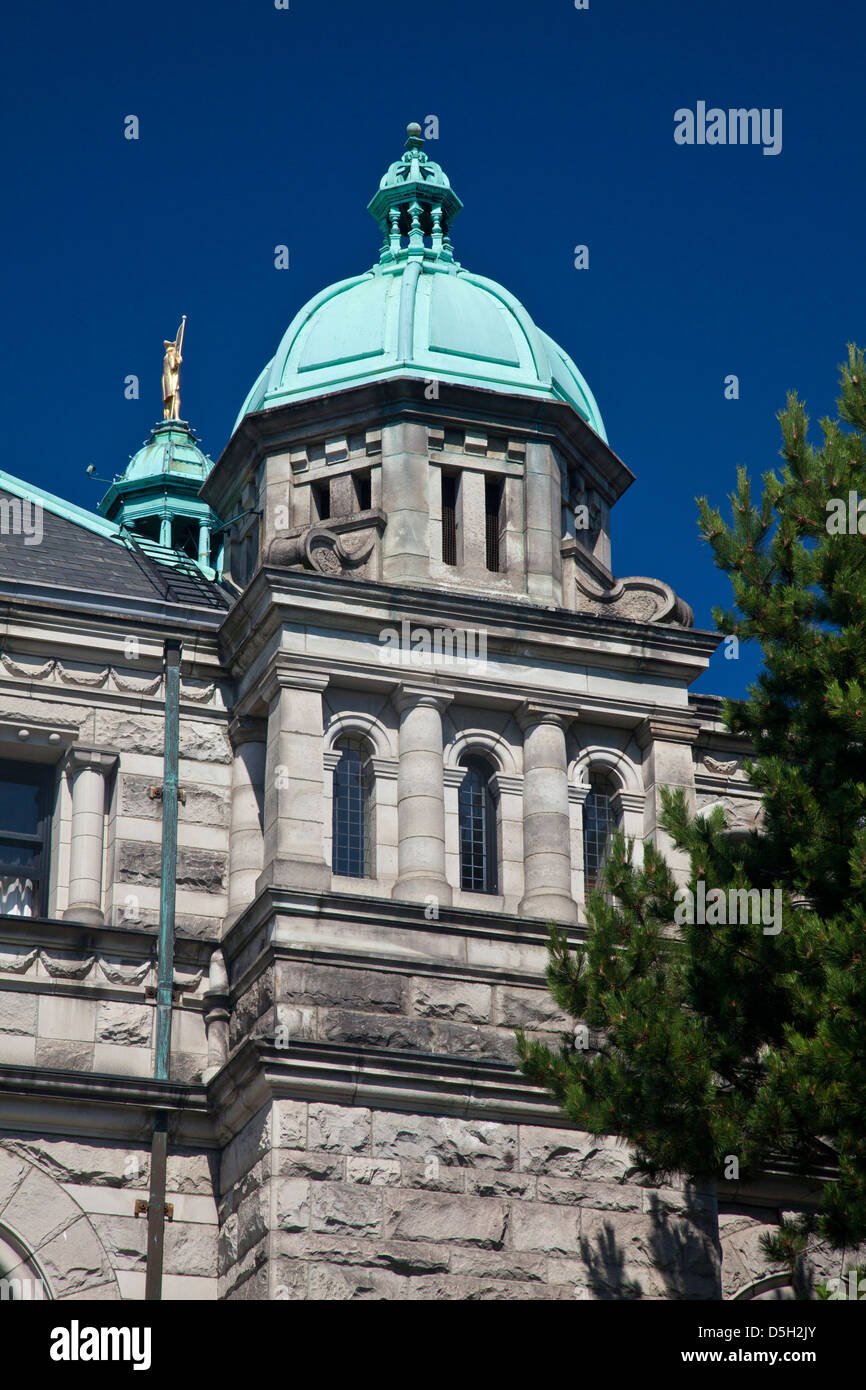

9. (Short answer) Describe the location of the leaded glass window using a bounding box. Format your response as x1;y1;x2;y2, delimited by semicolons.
458;756;498;894
583;772;620;894
332;738;375;877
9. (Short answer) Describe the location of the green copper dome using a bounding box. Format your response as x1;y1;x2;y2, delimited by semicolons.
98;420;222;576
121;420;214;482
235;126;606;442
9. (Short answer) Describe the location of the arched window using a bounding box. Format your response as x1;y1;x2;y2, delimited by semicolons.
582;772;621;893
458;756;498;894
332;737;375;878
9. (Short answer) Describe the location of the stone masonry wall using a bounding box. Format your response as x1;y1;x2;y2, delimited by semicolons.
0;1136;218;1300
219;1101;720;1300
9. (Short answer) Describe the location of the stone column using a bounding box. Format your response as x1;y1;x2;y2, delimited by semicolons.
258;668;329;893
392;687;452;905
63;747;117;925
228;715;267;918
518;705;577;922
198;521;211;567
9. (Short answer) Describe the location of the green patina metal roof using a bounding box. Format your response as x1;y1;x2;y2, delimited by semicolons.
234;125;607;441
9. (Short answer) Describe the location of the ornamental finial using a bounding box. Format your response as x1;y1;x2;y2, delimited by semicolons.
368;125;463;264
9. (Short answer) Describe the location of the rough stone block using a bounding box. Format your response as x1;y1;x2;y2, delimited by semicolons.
346;1157;401;1187
512;1202;582;1255
308;1104;371;1155
96;999;152;1047
494;986;570;1032
410;978;492;1024
279;962;406;1015
272;1099;307;1151
164;1222;218;1277
383;1193;507;1248
275;1179;310;1232
311;1183;382;1236
372;1113;516;1170
0;991;37;1035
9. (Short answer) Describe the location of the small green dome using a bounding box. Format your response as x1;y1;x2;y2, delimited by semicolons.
122;420;214;482
235;127;606;442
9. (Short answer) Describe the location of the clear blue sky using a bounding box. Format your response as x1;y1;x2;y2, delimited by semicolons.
1;0;862;699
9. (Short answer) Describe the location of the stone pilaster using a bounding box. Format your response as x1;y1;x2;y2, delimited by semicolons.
391;686;452;905
518;705;577;923
62;746;118;926
637;716;699;878
524;440;561;604
380;420;430;582
257;668;329;893
228;715;267;919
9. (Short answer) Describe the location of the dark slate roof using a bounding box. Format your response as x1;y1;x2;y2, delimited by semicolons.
0;488;231;622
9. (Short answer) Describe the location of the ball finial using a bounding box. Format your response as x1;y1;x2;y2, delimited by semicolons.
406;122;422;139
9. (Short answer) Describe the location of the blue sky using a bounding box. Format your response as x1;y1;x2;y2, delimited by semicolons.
1;0;862;698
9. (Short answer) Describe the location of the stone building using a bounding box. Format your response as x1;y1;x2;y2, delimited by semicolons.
0;127;830;1301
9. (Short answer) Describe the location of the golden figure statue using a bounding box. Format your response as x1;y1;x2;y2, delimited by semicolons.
162;316;186;420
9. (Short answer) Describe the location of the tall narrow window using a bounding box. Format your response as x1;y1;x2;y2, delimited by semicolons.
485;478;503;572
313;481;330;521
582;772;620;894
0;763;52;916
332;737;375;877
458;756;498;894
441;472;457;566
354;472;372;512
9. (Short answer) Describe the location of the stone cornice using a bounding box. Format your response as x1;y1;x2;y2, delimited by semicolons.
203;376;636;516
207;1037;571;1145
220;884;587;993
220;566;720;693
0;1064;213;1146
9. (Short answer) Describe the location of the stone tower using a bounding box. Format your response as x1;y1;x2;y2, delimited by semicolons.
200;124;724;1299
0;126;785;1303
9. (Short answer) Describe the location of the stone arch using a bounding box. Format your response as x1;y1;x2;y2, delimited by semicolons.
324;710;395;761
445;728;520;776
571;744;642;793
0;1144;121;1301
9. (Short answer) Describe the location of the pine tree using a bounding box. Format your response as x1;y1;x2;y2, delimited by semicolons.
517;345;866;1250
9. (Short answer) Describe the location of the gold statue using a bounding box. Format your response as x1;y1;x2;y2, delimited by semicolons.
162;316;186;419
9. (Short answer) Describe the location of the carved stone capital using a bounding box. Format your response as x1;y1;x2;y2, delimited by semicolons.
63;746;119;778
517;702;574;734
393;685;453;716
228;715;267;750
636;717;700;750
